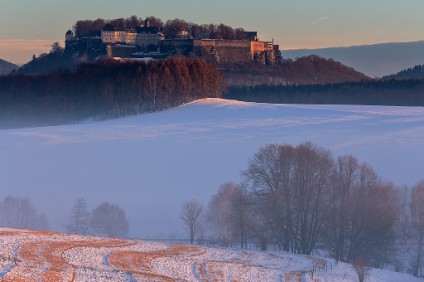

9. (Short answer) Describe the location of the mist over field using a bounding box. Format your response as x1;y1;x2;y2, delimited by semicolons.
1;98;423;238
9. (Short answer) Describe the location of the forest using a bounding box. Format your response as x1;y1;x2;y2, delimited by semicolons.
181;142;424;277
0;196;129;238
224;79;424;106
0;57;225;129
383;64;424;80
221;55;370;87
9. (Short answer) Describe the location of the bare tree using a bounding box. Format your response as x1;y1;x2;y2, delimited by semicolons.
411;181;424;277
90;202;129;237
243;142;333;254
347;182;398;267
207;183;237;245
243;144;296;251
67;197;90;234
353;257;370;282
324;155;378;262
207;182;251;247
0;196;49;230
292;142;334;255
232;184;251;248
181;199;204;244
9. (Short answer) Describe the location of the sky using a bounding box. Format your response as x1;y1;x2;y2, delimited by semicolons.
1;0;424;64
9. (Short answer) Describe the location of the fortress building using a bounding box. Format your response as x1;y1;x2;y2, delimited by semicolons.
101;24;164;49
67;23;282;64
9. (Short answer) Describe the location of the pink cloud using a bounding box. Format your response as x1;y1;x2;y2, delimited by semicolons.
310;16;329;25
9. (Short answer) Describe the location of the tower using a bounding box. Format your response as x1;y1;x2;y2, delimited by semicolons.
65;30;75;48
65;30;74;42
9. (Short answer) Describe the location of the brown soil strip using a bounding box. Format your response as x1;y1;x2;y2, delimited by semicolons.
0;231;24;237
109;243;206;281
3;237;133;282
207;262;232;282
195;262;210;282
284;270;304;282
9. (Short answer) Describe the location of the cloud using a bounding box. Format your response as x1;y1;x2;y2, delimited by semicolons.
310;16;328;25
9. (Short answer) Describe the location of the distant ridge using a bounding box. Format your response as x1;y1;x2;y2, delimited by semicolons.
283;40;424;78
0;58;18;75
383;64;424;80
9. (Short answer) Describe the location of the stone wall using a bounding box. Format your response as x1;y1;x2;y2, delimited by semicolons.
107;45;138;58
161;39;194;56
193;39;279;64
195;39;252;63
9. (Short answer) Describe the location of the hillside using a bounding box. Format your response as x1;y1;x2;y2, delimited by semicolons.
0;227;420;281
283;40;424;77
383;64;424;80
0;59;18;75
18;45;77;75
223;55;370;87
0;58;224;129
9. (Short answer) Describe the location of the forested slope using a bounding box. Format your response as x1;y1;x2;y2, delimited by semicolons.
0;58;225;128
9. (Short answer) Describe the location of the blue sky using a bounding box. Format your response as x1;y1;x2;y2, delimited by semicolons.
1;0;424;64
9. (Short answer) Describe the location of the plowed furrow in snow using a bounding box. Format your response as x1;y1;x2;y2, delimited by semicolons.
109;243;206;281
3;237;132;281
194;261;213;282
204;261;228;282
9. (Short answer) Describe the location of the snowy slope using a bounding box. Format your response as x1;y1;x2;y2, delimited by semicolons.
1;99;424;237
0;227;421;282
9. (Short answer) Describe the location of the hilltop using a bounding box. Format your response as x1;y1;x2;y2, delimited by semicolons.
16;16;369;88
383;64;424;80
0;58;18;75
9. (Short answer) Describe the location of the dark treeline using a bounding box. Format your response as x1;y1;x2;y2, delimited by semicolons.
0;57;225;129
162;19;249;40
66;198;129;238
74;16;163;38
224;79;424;106
383;64;424;81
222;55;370;87
0;196;49;231
74;15;250;40
183;143;424;276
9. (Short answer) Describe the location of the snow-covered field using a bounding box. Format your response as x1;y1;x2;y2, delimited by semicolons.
0;227;421;282
1;99;424;236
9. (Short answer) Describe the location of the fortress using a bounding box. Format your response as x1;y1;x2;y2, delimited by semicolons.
194;38;279;64
65;22;282;64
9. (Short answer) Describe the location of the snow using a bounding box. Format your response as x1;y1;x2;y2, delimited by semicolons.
63;242;168;281
0;227;421;281
311;259;423;282
1;98;424;238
